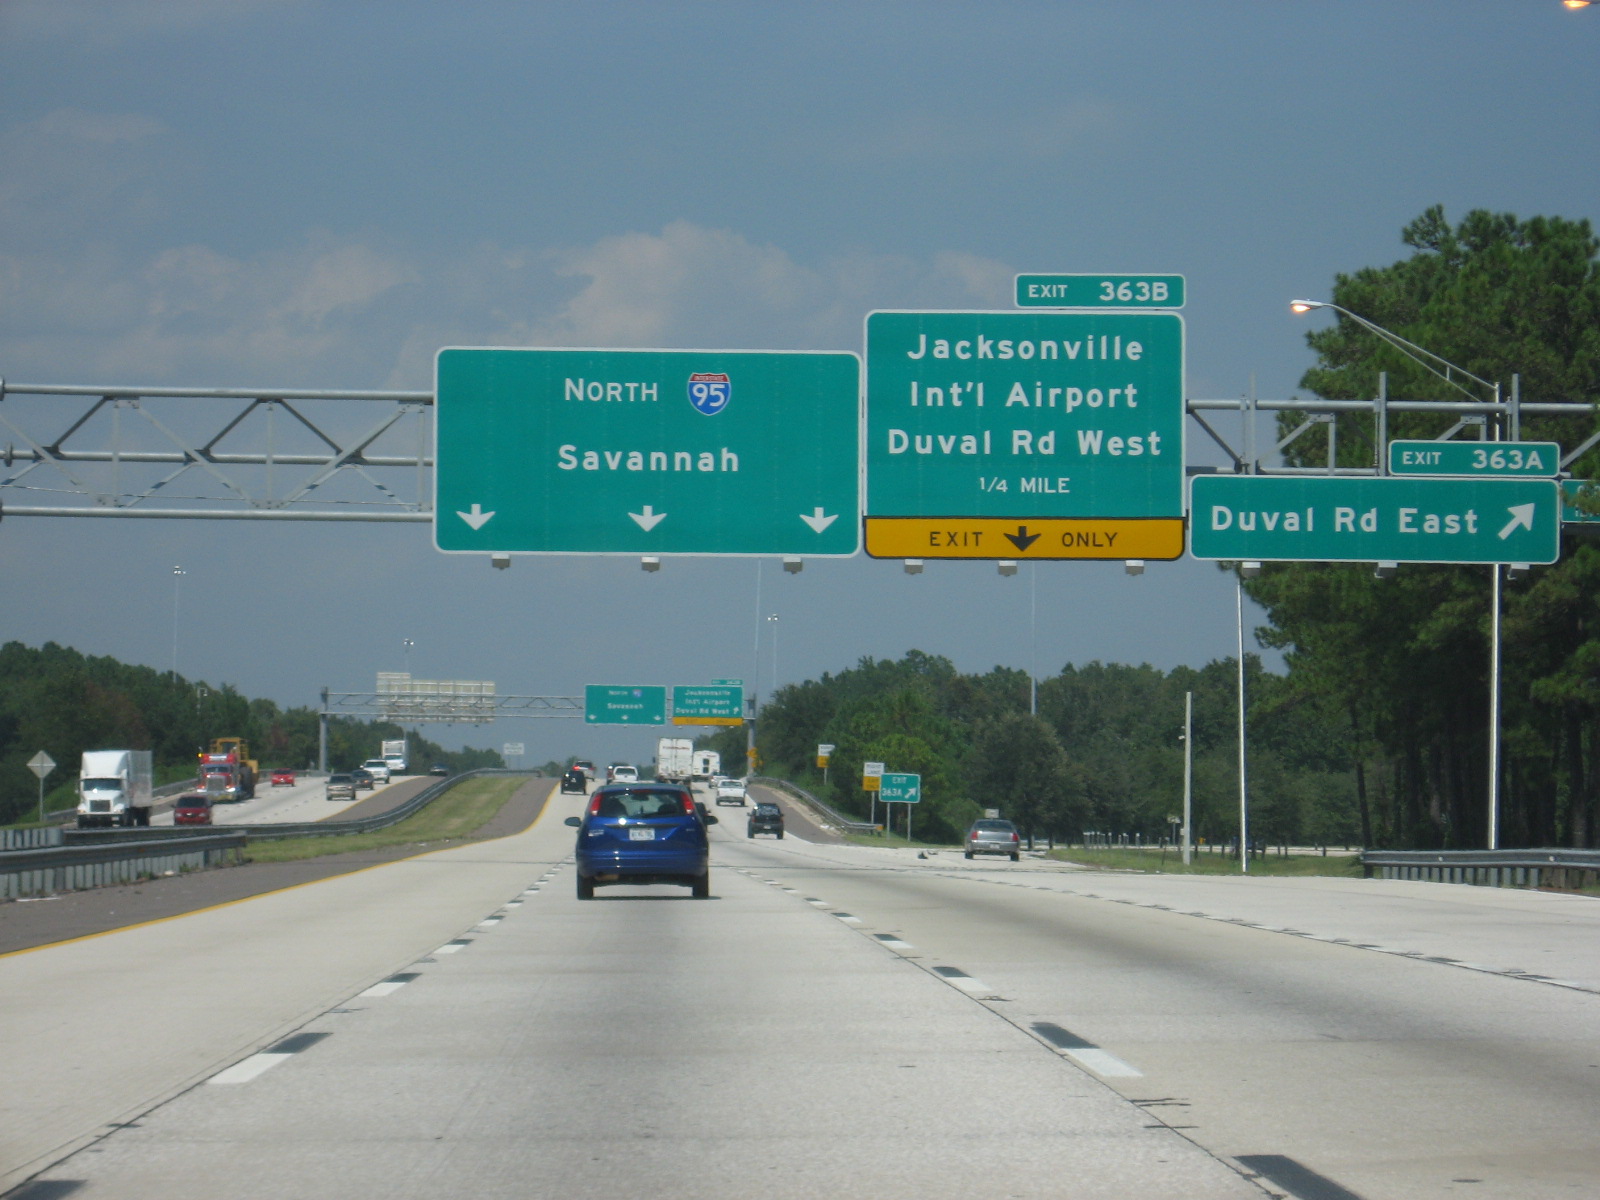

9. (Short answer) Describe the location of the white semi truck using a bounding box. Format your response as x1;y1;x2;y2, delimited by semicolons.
381;738;408;775
655;737;695;783
692;750;721;782
77;749;155;828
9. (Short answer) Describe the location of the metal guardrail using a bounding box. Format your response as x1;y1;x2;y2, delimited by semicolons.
1361;848;1600;890
1;833;247;900
2;769;532;898
751;776;878;833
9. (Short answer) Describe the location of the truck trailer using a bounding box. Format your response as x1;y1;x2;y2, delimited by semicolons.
655;737;695;783
692;750;721;781
77;749;155;828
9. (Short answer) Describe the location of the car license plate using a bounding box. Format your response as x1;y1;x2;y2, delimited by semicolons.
628;827;655;841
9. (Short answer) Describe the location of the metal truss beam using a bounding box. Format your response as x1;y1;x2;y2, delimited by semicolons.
323;691;584;722
0;380;432;519
2;379;1592;523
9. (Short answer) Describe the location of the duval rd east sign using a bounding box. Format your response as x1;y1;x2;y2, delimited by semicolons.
1189;476;1562;565
863;311;1186;559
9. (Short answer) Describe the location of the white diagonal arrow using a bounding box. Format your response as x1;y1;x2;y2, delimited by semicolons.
456;503;495;530
800;507;838;534
1498;503;1536;540
630;505;667;531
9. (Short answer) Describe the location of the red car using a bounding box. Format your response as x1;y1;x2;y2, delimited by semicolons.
270;769;296;787
172;793;214;826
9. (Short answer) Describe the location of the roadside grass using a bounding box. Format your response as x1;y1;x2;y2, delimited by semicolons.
1046;845;1365;878
836;826;943;850
241;776;527;864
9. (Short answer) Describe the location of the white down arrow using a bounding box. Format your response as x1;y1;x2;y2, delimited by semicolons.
800;507;838;533
630;505;667;531
457;503;495;530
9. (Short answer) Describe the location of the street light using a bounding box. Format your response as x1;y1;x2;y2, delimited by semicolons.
767;613;779;693
170;565;186;679
1291;299;1507;850
1289;300;1498;405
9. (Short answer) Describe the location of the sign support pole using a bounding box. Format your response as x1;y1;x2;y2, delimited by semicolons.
1488;398;1504;851
1182;691;1193;866
1237;573;1249;874
1490;568;1503;849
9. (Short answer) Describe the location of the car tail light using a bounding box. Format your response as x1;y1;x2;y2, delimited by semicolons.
587;793;603;816
681;794;697;816
1010;832;1020;842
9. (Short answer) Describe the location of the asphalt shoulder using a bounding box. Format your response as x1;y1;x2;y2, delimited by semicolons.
0;777;552;957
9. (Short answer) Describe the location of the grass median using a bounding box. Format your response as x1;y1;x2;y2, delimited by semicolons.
1046;845;1365;878
242;776;527;864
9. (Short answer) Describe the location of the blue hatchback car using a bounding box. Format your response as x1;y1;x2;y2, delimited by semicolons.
565;784;718;900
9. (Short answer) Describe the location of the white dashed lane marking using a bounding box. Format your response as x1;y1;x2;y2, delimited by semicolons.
209;1032;330;1085
359;972;420;998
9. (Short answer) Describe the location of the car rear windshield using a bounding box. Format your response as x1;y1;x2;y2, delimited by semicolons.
973;820;1015;831
595;789;688;819
329;775;353;783
754;804;780;815
176;796;209;807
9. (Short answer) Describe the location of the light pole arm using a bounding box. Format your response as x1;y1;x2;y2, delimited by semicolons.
1291;300;1499;405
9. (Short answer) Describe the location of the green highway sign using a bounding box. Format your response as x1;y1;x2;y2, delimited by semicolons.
671;684;744;726
878;772;921;803
1389;440;1560;478
1016;274;1185;309
1562;479;1600;524
585;685;666;725
864;311;1186;551
1190;476;1561;565
435;348;860;556
710;677;742;686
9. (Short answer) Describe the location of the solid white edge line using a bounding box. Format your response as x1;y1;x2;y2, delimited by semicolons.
359;981;407;998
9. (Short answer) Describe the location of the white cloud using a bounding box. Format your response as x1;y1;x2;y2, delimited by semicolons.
536;221;1013;353
0;107;179;237
1;220;1016;389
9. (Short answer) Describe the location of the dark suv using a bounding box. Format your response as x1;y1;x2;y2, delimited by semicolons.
964;818;1021;861
560;768;587;794
747;802;784;839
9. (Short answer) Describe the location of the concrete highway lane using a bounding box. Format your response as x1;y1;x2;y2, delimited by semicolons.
6;792;1266;1200
715;832;1600;1200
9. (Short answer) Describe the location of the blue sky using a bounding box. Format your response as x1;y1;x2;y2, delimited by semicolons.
2;1;1595;765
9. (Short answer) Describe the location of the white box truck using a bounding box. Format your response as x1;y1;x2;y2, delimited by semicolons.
77;749;155;828
381;738;408;775
655;737;695;783
692;750;721;782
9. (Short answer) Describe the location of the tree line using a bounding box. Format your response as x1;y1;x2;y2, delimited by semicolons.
699;649;1359;849
1251;207;1600;850
0;641;504;823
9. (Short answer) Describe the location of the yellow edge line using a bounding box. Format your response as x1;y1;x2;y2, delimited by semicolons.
0;778;559;961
